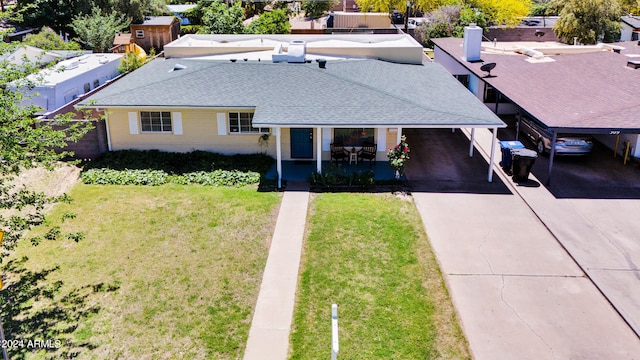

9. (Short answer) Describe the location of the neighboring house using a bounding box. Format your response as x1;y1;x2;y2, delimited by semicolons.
485;17;560;43
111;33;132;53
432;25;640;180
80;34;505;185
38;93;110;160
0;45;84;66
16;53;122;114
166;4;197;25
130;16;180;52
620;15;640;41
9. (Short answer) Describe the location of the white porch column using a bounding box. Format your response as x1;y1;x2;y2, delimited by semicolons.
469;128;475;157
275;127;282;188
488;127;497;182
396;127;403;144
316;127;322;173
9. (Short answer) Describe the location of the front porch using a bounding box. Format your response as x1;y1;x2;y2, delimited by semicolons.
265;160;398;182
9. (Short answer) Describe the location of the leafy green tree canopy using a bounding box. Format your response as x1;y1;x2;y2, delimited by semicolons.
245;9;291;34
471;0;532;26
619;0;640;15
70;7;130;52
302;0;338;19
414;4;486;47
552;0;622;44
23;27;82;51
200;0;245;34
0;30;92;258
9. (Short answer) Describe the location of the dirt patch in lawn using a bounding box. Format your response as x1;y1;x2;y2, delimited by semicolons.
10;163;81;199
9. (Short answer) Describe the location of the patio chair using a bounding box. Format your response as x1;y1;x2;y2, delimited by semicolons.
358;142;377;167
330;142;349;164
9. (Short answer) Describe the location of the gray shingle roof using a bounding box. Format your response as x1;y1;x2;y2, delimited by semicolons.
81;58;505;128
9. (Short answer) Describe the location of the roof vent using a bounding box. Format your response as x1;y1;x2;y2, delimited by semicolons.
317;58;327;69
627;60;640;69
170;63;187;71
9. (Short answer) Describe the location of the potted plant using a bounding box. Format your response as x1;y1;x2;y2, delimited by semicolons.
387;135;410;179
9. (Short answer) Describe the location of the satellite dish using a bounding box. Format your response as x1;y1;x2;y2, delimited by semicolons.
535;29;545;37
480;62;496;77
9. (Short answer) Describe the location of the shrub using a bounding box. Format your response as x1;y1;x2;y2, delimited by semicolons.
309;164;375;189
81;169;169;185
84;150;274;175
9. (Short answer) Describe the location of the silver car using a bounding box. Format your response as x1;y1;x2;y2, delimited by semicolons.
519;116;594;156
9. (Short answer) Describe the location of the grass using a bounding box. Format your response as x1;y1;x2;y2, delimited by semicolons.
4;183;281;359
289;193;470;359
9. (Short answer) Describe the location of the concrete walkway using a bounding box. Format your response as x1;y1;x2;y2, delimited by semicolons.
243;182;309;360
243;127;640;359
409;128;640;359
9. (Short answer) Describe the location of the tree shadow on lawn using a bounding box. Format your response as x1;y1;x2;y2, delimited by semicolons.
0;257;119;359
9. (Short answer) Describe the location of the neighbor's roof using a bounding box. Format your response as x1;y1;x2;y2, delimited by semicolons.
134;16;177;26
621;15;640;29
166;4;197;13
433;37;640;133
28;53;123;86
80;58;505;128
113;33;132;46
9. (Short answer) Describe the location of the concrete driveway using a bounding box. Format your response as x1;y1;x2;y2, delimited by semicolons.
404;128;640;359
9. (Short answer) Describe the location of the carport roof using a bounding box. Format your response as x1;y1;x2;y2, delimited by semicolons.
433;37;640;134
80;57;505;128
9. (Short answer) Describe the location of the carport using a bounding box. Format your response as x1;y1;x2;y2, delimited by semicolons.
514;114;640;185
432;37;640;185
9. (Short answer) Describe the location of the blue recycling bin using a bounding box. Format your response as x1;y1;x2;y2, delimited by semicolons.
498;141;525;171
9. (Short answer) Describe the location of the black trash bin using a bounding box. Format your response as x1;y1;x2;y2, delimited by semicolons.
510;148;538;182
498;141;525;173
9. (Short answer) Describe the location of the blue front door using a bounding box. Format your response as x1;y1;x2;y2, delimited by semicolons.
290;128;313;159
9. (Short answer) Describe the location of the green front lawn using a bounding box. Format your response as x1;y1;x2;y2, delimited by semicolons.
290;193;470;359
3;183;281;359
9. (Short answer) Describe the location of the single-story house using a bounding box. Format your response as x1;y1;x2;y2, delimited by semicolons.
0;45;85;66
432;25;640;182
130;16;180;52
15;53;122;115
80;34;505;186
620;15;640;42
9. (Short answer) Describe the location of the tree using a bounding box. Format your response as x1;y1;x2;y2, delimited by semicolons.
552;0;622;44
200;0;245;34
0;30;92;258
70;7;130;52
619;0;640;15
471;0;533;26
23;27;82;51
302;0;338;19
111;0;171;24
118;48;154;73
245;9;291;34
414;5;486;47
9;0;94;34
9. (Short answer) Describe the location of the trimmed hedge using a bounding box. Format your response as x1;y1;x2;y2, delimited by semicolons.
81;169;262;187
84;150;274;175
81;150;273;187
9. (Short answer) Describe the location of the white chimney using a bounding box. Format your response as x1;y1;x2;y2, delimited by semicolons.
462;23;482;62
287;40;306;63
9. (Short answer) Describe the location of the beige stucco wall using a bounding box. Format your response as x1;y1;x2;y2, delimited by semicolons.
105;108;400;161
106;108;277;157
